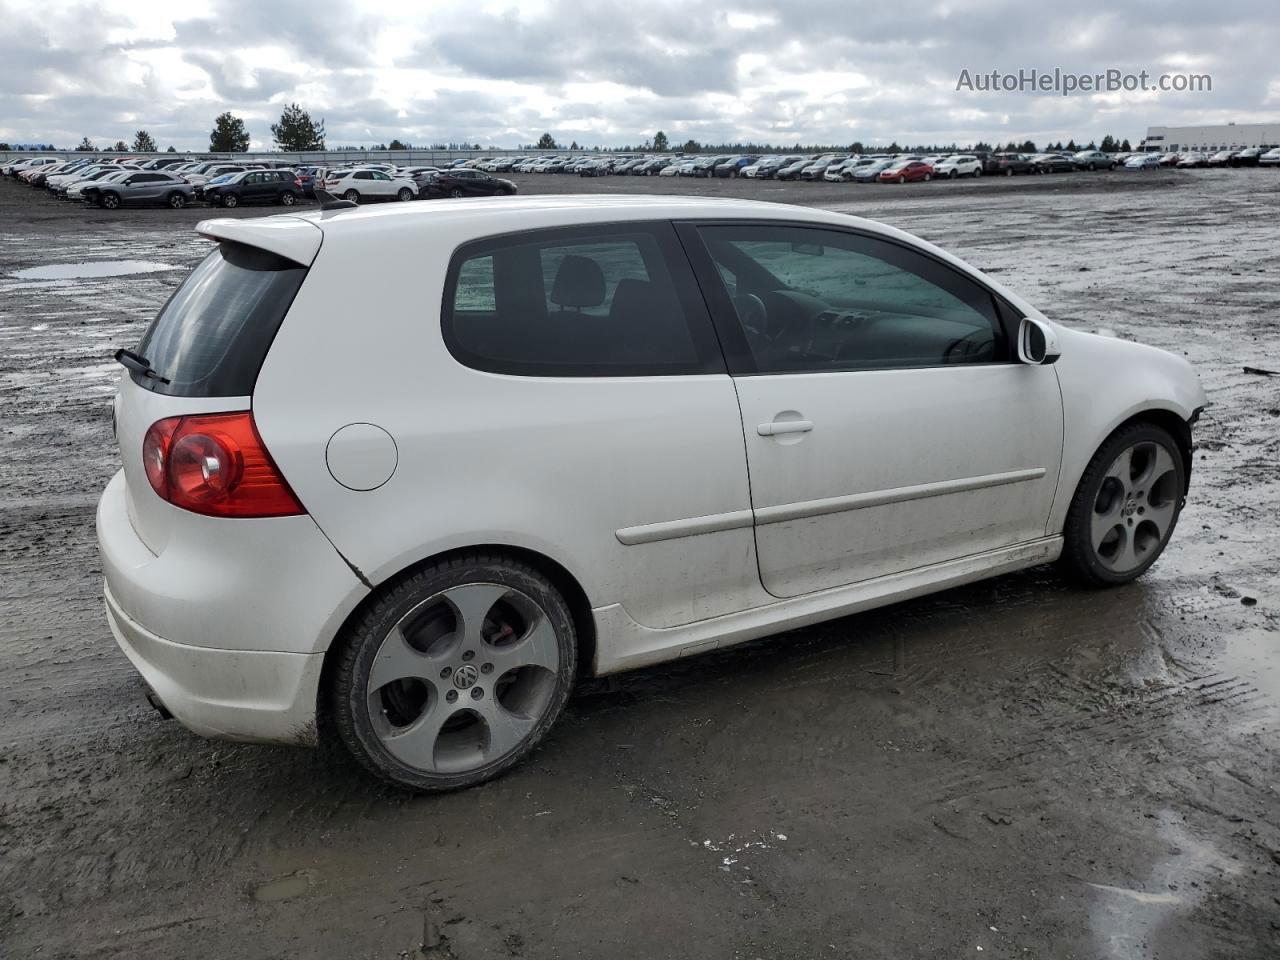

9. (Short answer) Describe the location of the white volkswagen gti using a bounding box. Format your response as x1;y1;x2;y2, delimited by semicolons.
98;195;1205;792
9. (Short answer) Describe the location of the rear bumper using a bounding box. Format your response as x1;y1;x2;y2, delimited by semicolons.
95;469;368;742
105;583;323;744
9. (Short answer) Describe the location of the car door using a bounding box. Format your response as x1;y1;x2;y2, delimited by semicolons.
678;220;1064;599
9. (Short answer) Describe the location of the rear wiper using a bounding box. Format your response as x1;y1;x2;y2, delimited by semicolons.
113;348;171;385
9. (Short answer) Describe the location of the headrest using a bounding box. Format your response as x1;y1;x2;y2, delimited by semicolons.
550;255;606;309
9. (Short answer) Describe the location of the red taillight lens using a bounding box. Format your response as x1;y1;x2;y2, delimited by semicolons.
141;412;304;518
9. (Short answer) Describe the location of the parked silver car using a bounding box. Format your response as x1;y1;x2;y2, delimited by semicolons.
84;171;196;209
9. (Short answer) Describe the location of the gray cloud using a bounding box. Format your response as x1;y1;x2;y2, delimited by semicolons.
0;0;1276;150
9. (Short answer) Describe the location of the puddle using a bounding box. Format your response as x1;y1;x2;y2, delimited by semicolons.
252;870;314;903
11;260;180;281
1086;815;1239;959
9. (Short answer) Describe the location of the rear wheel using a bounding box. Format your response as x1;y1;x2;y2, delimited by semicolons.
973;167;982;177
166;192;186;209
331;554;578;792
1005;167;1013;177
279;191;296;206
1060;423;1186;586
923;173;931;181
898;175;906;184
450;188;463;198
343;189;360;203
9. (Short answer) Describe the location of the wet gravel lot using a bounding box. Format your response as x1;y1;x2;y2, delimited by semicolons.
1;169;1278;959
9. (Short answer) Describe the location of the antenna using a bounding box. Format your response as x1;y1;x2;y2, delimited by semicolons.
314;188;358;211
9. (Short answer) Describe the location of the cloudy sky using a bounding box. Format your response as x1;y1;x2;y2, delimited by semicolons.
2;0;1277;150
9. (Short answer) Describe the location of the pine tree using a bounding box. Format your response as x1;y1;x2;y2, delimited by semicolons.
652;131;669;151
537;133;557;149
270;103;325;151
210;112;250;152
112;140;128;152
1120;138;1132;151
1099;135;1116;152
388;139;408;150
77;136;94;152
132;130;157;152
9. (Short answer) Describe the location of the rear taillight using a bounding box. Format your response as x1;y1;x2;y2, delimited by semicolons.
294;178;303;187
142;412;304;518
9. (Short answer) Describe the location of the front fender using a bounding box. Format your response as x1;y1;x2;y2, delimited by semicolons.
1046;325;1206;532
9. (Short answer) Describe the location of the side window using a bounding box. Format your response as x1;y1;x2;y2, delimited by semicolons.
443;223;723;377
696;225;1007;374
355;171;372;180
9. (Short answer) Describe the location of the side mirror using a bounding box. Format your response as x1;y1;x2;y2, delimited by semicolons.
1017;317;1061;365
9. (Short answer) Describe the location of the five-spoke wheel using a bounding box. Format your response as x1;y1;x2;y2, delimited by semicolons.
1062;423;1186;585
332;555;576;791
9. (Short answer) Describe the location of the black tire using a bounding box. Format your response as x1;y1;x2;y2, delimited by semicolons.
343;189;360;203
166;192;186;209
1087;162;1096;171
949;169;958;179
1059;422;1187;587
100;192;120;210
396;187;413;201
330;552;578;792
279;190;296;206
898;175;906;184
1005;168;1013;177
449;188;463;198
923;173;931;182
221;192;238;208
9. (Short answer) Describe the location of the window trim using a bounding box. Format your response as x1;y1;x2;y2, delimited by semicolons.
440;220;726;378
674;219;1017;376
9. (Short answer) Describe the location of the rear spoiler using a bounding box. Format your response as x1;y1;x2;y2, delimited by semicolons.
196;216;322;267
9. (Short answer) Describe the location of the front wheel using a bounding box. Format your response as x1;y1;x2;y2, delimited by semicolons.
1060;423;1186;587
1005;167;1013;177
100;192;120;210
898;175;906;184
221;193;239;208
923;173;931;181
330;553;578;792
449;188;463;198
949;169;958;179
973;168;982;177
397;187;413;201
166;192;186;209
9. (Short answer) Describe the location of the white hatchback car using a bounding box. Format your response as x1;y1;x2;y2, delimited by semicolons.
323;169;418;202
99;196;1205;791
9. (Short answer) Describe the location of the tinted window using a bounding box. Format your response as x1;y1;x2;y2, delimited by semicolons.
443;223;722;377
132;242;307;397
696;225;1007;374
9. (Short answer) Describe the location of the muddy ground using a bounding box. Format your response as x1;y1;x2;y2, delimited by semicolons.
0;169;1277;960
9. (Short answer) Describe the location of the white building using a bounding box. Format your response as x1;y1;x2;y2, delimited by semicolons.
1141;122;1280;152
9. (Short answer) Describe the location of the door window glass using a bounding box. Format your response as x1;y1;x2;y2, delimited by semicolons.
697;225;1007;373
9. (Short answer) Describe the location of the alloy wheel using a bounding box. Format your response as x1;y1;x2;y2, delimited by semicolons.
365;583;561;774
1090;441;1180;574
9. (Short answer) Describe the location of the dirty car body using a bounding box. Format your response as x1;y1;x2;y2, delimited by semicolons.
97;195;1206;791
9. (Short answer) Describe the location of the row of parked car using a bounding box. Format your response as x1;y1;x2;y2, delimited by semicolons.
464;145;1280;182
0;155;520;209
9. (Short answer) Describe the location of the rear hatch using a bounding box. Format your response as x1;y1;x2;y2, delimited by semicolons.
113;216;322;553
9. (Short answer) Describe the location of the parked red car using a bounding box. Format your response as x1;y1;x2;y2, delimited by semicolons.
878;160;934;184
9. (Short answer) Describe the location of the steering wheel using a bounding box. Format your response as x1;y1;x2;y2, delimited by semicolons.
733;293;768;339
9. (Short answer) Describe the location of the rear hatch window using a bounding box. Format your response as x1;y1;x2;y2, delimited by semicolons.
130;241;306;397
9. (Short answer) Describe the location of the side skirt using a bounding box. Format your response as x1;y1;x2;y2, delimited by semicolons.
591;536;1063;675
